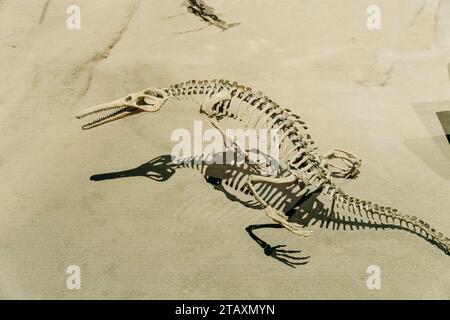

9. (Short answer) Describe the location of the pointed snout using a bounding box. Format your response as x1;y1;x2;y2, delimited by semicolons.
76;87;169;130
75;97;142;130
75;97;125;118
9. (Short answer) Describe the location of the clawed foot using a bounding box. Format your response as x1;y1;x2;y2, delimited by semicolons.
264;244;310;268
321;148;361;179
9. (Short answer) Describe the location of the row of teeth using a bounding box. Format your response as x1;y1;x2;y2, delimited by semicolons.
80;107;129;128
76;105;125;119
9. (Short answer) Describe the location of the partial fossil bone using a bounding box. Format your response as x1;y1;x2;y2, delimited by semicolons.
77;79;450;257
184;0;240;31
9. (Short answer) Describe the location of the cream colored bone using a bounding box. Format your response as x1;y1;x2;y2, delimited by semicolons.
77;79;450;255
246;174;312;237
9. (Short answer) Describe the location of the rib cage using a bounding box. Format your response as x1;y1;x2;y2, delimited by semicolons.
162;79;450;254
166;79;324;181
175;153;307;213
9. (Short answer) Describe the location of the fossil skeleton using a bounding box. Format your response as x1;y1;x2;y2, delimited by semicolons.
77;79;450;260
183;0;240;31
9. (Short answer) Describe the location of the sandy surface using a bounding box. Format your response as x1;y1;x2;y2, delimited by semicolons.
0;0;449;299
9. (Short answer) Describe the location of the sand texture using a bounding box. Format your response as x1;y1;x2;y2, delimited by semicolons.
0;0;449;299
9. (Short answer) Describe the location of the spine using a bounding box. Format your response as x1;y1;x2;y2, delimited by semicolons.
166;79;233;101
323;182;450;254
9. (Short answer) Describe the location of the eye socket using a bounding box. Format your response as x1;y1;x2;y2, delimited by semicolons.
143;90;164;99
125;96;132;102
136;96;153;106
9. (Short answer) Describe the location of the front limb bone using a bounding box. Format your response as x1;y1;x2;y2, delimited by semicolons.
209;117;265;174
321;148;362;179
200;88;232;116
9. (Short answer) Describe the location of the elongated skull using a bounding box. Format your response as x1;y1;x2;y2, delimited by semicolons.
76;87;169;130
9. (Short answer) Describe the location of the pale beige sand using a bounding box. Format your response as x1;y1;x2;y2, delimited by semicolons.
0;0;449;299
